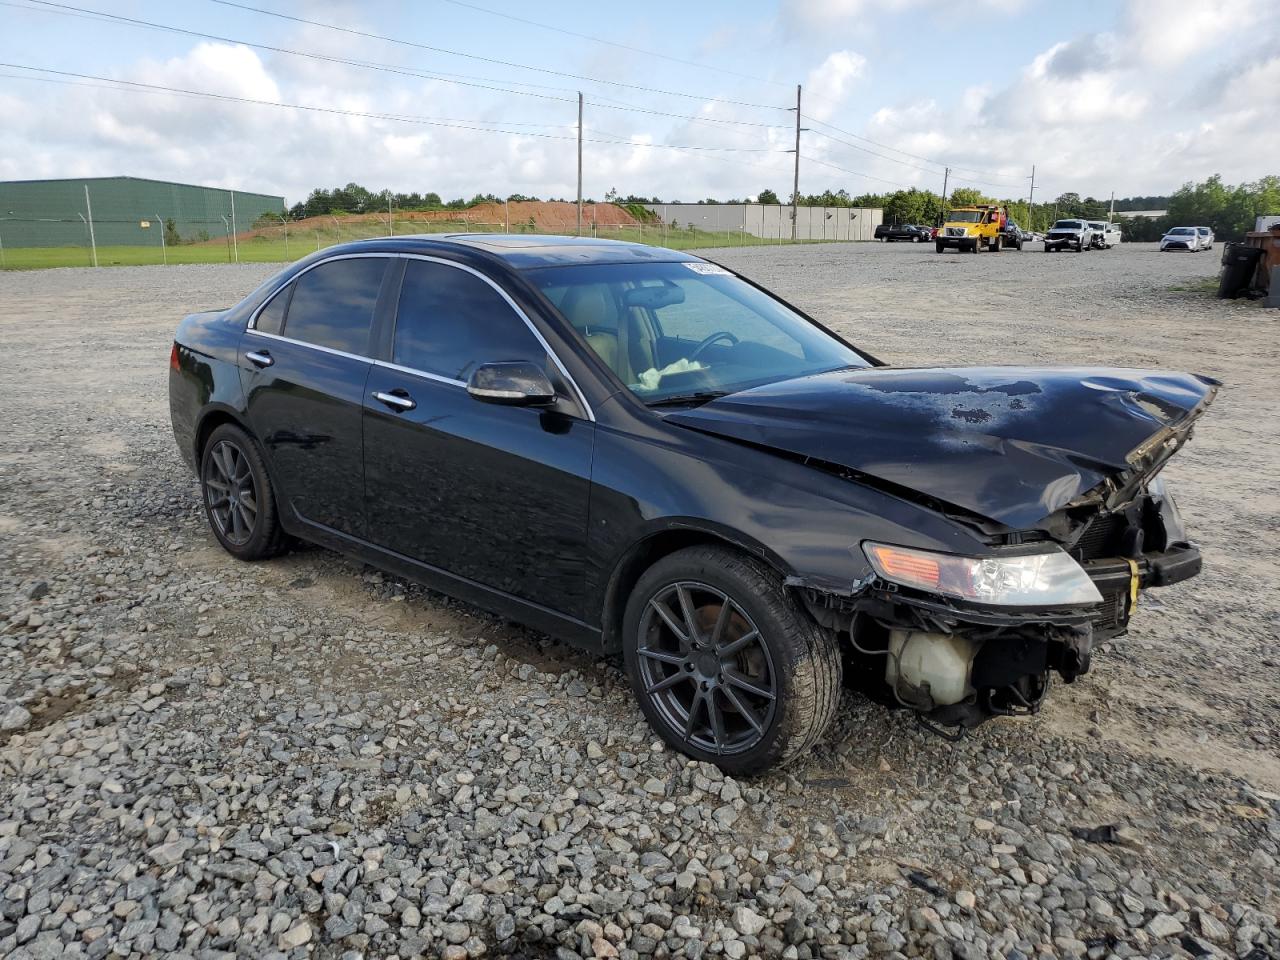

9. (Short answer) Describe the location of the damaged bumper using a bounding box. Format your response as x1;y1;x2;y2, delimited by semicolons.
798;536;1202;735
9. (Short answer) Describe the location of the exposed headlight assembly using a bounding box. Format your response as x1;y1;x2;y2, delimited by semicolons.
863;542;1102;607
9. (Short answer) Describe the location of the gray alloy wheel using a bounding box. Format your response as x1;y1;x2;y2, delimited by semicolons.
199;423;287;561
635;581;777;756
623;546;842;774
204;439;258;546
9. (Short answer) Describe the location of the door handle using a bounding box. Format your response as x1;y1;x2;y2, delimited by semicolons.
245;349;274;368
374;389;417;412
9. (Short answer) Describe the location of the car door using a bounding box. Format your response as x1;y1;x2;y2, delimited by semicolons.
241;254;393;538
362;257;594;617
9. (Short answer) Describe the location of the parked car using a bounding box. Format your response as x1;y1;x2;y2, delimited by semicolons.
1196;226;1214;251
1161;226;1201;251
170;235;1218;773
875;223;932;242
1087;221;1122;249
1044;219;1095;252
1001;220;1029;251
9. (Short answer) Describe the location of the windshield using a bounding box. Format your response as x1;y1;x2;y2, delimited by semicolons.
1088;222;1105;229
1053;220;1083;230
527;261;869;402
1169;227;1194;235
947;210;983;223
1197;228;1210;235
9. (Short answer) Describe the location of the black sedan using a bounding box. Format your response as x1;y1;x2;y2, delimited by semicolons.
874;223;932;242
169;235;1217;773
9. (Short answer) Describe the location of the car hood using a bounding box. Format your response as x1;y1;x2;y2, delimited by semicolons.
665;366;1219;530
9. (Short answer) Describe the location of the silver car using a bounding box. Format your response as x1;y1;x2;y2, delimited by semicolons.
1044;219;1094;253
1161;226;1200;252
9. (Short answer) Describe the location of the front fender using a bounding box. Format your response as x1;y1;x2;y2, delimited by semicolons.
585;422;991;639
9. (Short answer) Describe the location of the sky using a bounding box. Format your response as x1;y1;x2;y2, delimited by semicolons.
1;0;1278;206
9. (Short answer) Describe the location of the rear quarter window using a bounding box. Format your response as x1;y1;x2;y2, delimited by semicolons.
282;257;388;355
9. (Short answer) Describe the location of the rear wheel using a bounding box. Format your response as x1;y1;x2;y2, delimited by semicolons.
200;423;287;561
623;546;841;775
992;235;1003;253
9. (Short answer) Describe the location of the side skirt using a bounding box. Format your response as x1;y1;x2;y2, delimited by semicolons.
283;513;604;652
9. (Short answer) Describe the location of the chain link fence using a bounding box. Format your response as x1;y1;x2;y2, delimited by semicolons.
1;206;878;271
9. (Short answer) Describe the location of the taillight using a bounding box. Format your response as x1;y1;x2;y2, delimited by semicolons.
169;343;180;371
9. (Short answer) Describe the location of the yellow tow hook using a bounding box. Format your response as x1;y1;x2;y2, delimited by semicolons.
1125;558;1140;609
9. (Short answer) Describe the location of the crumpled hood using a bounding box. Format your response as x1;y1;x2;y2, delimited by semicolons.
665;366;1219;529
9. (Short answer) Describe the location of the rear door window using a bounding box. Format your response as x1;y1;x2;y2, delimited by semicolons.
282;257;388;355
254;287;290;335
393;261;545;382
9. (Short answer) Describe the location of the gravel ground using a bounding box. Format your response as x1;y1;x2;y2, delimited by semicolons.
1;241;1277;960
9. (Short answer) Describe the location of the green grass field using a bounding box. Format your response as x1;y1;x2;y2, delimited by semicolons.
1;220;828;271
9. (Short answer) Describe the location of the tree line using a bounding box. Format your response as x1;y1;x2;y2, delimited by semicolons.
277;175;1277;242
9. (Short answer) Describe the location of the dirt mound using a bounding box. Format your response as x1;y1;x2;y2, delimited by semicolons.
231;200;638;243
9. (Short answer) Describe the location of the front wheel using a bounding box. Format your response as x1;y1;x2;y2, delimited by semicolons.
623;546;841;775
935;241;945;253
200;423;287;561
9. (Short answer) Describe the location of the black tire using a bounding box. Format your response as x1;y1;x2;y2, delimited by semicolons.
623;546;841;775
971;240;981;254
935;242;945;253
992;235;1002;253
913;235;921;242
200;422;287;561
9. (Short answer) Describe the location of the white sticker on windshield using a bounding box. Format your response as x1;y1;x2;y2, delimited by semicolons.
682;262;732;275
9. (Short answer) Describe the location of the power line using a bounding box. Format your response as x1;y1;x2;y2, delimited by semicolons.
807;127;1028;193
202;0;788;111
8;1;793;134
436;0;791;89
0;62;792;159
804;114;1030;187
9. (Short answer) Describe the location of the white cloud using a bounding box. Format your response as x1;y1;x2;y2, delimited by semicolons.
805;51;868;121
2;0;1278;208
1124;0;1259;66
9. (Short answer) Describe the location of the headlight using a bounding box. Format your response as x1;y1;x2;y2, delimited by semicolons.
863;542;1102;607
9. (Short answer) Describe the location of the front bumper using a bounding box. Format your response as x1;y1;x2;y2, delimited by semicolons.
817;539;1203;732
1162;241;1193;250
1045;234;1084;247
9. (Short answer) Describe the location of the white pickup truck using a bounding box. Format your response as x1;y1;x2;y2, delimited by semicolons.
1088;221;1122;249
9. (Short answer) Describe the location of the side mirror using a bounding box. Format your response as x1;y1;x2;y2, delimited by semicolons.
466;361;556;406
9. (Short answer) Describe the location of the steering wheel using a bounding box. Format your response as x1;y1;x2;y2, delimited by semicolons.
688;330;739;363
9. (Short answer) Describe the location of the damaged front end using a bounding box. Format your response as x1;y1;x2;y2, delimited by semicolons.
796;474;1203;736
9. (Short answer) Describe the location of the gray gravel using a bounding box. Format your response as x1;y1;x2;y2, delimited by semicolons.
1;242;1277;960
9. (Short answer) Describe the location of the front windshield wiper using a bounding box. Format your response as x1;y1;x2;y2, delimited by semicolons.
645;390;730;407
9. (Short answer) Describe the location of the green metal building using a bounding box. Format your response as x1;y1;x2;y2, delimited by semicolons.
0;176;284;247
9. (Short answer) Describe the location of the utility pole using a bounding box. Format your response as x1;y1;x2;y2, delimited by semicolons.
1108;190;1115;222
576;92;583;237
387;190;393;236
1027;164;1037;232
156;212;166;265
941;167;951;219
790;84;801;241
83;185;98;267
229;190;239;263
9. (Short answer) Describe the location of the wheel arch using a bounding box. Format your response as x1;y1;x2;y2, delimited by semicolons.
193;404;253;464
598;523;793;654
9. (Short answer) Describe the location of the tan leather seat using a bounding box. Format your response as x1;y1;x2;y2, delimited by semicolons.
559;284;658;384
560;284;622;375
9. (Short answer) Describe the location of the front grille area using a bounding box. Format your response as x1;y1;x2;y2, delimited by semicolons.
1073;513;1129;560
945;227;966;237
1094;588;1129;637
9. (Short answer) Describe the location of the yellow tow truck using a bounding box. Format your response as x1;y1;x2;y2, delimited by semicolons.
934;204;1021;254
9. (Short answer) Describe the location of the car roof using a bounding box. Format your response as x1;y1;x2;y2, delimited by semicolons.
346;233;703;269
